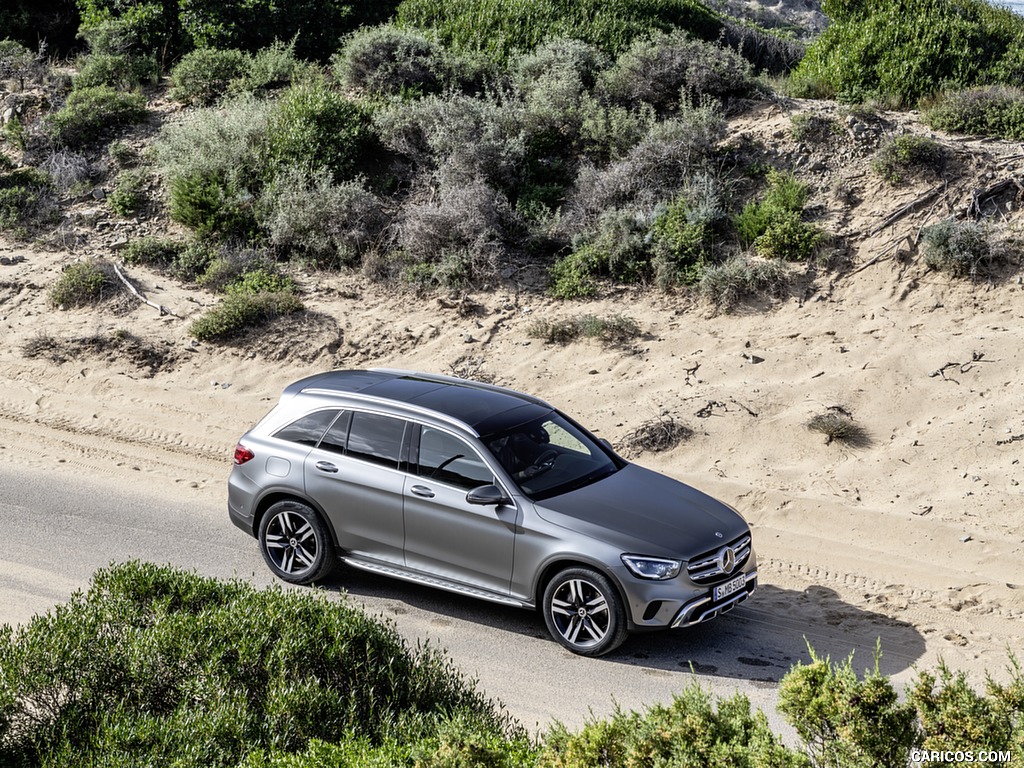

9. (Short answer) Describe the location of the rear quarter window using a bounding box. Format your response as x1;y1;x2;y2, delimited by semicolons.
273;409;342;446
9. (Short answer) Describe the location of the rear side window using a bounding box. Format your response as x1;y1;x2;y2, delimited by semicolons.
273;409;341;446
345;412;407;469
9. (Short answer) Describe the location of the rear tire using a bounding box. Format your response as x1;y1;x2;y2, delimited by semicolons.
258;500;335;584
542;567;628;656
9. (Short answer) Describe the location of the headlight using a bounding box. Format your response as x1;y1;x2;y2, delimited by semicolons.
621;554;681;580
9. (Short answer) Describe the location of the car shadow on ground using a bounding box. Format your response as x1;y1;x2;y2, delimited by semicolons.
322;566;925;683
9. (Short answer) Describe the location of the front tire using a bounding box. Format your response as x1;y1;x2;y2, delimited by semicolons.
258;500;335;584
542;567;628;656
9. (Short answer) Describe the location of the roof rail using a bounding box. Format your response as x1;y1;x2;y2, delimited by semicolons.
300;388;479;436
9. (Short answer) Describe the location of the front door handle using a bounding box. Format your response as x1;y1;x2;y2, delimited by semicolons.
410;484;435;498
315;461;339;473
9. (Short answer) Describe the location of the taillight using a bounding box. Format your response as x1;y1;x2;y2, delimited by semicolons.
233;443;255;465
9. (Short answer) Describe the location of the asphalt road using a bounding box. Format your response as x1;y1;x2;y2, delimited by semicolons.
0;462;925;735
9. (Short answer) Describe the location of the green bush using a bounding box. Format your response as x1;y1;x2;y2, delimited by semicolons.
176;0;383;62
925;85;1024;140
920;219;996;277
334;24;448;96
871;134;947;184
48;259;116;307
549;209;650;298
600;28;757;114
73;52;159;88
779;646;918;767
169;170;260;239
395;0;723;64
791;0;1024;105
650;173;728;286
266;79;376;182
189;290;303;340
170;47;250;105
121;236;187;266
76;2;183;61
0;562;508;764
539;683;804;767
734;169;807;245
239;39;308;94
108;168;147;216
755;210;821;261
909;659;1024;757
47;85;147;147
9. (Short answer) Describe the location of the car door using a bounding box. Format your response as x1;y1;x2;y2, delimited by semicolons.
402;425;518;594
303;410;408;565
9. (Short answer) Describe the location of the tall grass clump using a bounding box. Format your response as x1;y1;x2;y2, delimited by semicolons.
791;0;1024;105
699;253;788;308
0;562;513;765
395;0;723;64
924;85;1024;140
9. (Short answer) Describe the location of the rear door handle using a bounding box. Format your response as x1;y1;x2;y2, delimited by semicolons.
315;461;339;473
410;484;435;498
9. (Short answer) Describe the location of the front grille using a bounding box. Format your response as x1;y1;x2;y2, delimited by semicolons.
686;533;752;584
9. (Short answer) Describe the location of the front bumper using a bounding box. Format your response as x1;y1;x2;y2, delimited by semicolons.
671;571;758;628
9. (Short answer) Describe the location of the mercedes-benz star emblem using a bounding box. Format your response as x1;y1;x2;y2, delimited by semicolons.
717;546;737;574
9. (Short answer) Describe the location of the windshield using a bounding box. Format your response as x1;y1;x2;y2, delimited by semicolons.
483;411;620;501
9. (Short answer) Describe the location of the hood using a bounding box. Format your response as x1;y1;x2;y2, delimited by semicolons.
535;463;748;560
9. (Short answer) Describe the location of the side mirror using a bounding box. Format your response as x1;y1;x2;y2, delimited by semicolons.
598;437;613;449
466;484;510;506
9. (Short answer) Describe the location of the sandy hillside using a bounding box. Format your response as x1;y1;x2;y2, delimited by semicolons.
1;98;1023;691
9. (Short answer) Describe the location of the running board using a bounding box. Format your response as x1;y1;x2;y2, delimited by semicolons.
341;556;528;608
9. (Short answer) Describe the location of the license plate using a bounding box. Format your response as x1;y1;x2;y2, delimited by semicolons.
714;573;747;602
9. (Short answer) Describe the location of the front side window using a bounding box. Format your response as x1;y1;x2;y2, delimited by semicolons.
345;412;406;469
273;409;341;446
417;427;494;490
485;411;619;501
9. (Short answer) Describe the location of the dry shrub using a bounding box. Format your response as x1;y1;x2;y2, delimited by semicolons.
618;414;693;457
395;169;516;286
807;410;870;446
261;167;386;268
565;100;725;229
527;313;641;345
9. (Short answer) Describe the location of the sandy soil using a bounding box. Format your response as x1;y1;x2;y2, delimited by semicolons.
1;100;1023;692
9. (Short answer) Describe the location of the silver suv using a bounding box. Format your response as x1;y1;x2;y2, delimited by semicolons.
228;369;757;656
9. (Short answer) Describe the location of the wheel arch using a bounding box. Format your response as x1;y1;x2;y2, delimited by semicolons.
252;491;339;547
533;557;630;624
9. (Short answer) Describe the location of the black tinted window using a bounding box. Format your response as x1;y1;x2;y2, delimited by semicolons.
417;427;493;490
318;411;352;455
346;412;406;468
273;409;341;446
